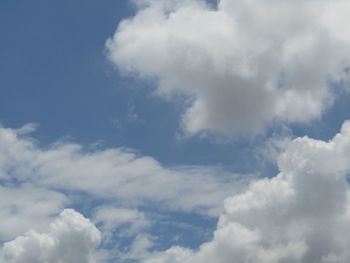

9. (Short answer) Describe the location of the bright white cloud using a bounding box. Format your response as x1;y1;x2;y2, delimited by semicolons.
143;120;350;263
2;209;101;263
0;123;250;261
0;125;249;217
107;0;350;137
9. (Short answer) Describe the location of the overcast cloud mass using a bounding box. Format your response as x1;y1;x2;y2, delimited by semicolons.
2;0;350;262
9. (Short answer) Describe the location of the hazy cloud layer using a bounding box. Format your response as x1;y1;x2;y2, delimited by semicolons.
144;120;350;263
2;209;101;263
107;0;350;137
0;125;248;217
0;123;250;261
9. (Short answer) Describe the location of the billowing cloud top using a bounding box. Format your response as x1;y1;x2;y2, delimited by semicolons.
144;121;350;262
2;209;101;263
4;121;350;262
107;0;350;137
4;1;350;262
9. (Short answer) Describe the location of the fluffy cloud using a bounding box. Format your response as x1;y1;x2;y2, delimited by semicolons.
143;120;350;262
0;125;248;217
0;185;67;241
107;0;350;137
0;123;250;261
2;209;101;263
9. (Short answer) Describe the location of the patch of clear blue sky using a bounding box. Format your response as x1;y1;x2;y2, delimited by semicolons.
1;0;349;177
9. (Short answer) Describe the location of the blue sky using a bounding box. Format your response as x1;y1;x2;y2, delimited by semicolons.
2;0;350;262
0;0;260;169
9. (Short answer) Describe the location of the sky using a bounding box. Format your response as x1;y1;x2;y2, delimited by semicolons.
2;0;350;262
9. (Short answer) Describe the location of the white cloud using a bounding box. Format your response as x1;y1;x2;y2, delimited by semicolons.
94;207;148;233
122;234;156;261
93;207;149;242
2;209;101;263
0;125;249;217
145;246;193;263
107;0;350;137
0;124;251;261
0;185;67;241
143;120;350;263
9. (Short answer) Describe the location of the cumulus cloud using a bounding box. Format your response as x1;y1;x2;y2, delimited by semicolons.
107;0;350;137
0;123;250;261
143;120;350;263
0;185;67;241
2;209;101;263
0;125;249;217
